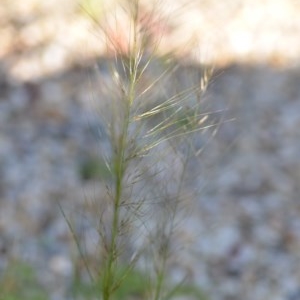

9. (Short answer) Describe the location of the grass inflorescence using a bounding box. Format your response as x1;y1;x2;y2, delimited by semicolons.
65;0;217;299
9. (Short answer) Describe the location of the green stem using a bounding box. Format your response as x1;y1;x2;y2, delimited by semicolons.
102;46;139;300
101;3;149;299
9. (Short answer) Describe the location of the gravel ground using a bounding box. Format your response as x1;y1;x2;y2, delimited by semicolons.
1;1;300;300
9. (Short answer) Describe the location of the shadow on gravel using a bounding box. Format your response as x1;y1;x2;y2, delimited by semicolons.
1;59;300;299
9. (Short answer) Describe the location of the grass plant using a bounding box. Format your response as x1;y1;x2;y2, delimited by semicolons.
64;0;218;299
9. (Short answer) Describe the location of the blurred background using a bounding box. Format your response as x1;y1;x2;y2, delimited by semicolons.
1;0;300;299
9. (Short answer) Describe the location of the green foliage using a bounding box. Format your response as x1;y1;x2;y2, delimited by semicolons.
79;157;112;181
71;264;208;300
0;261;48;300
165;283;209;300
0;261;208;300
72;265;148;299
